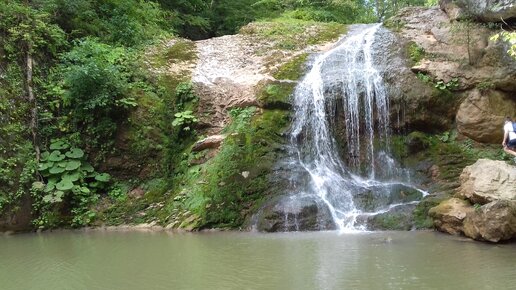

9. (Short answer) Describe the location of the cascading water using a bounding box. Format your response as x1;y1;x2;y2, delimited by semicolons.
258;24;427;232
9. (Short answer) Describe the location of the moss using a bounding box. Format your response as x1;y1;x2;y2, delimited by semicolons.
150;39;197;67
257;82;295;109
369;212;413;230
413;196;447;229
240;19;346;50
273;53;308;80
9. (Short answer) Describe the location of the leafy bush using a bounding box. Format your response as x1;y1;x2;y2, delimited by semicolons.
33;139;111;228
172;111;199;131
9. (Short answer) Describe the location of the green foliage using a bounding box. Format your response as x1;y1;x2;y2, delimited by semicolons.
53;38;139;150
176;107;289;228
408;42;425;64
40;0;171;46
491;31;516;59
172;111;199;131
477;80;495;91
33;139;110;228
273;53;308;80
434;78;459;91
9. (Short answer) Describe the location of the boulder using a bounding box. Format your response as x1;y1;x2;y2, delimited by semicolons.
456;90;516;144
457;159;516;204
254;195;336;232
463;200;516;242
428;197;474;235
191;135;226;151
440;0;516;22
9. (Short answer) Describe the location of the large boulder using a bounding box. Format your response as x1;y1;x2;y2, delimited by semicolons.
429;197;474;235
463;200;516;242
457;159;516;204
456;90;516;143
440;0;516;22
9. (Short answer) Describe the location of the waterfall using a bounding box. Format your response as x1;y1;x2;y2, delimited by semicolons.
277;24;425;232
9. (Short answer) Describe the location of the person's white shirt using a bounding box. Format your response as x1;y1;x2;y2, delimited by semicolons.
504;122;516;140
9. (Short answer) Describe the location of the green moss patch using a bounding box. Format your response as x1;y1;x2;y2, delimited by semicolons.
240;19;346;50
273;53;309;80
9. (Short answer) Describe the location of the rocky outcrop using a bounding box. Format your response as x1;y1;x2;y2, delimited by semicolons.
463;200;516;242
429;198;474;235
430;159;516;242
456;89;516;143
440;0;516;22
384;7;516;133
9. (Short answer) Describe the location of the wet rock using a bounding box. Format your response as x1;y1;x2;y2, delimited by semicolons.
463;200;516;242
353;184;423;212
255;195;336;232
192;135;226;152
440;0;516;22
363;203;417;230
428;198;474;235
456;159;516;204
456;90;516;144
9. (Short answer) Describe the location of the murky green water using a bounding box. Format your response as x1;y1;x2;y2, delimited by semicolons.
1;230;515;290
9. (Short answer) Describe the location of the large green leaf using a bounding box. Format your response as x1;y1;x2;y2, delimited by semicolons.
81;162;94;173
41;151;50;161
62;172;80;182
56;179;74;191
38;162;54;171
66;148;84;159
66;160;81;171
50;141;69;150
94;173;111;182
49;166;66;174
48;150;66;162
57;161;68;168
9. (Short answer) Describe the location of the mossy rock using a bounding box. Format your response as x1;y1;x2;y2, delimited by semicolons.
406;131;431;154
273;53;308;81
257;82;295;110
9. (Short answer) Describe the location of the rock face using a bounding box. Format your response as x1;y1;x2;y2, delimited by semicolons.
254;195;336;232
429;198;474;235
457;159;516;204
463;200;516;242
384;7;516;133
440;0;516;22
456;90;516;143
430;159;516;242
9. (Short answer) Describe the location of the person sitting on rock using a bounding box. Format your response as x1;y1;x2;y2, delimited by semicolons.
502;116;516;162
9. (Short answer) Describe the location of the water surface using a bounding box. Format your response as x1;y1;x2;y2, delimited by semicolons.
1;231;514;290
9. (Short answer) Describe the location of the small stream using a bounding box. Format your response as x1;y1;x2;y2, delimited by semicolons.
1;231;515;290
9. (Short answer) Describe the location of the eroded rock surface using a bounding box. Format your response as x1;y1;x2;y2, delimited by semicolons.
429;197;474;235
457;159;516;204
463;200;516;242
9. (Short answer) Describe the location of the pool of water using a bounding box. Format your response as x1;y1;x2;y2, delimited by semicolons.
1;230;515;290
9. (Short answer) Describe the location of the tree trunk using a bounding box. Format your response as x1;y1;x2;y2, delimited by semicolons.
26;45;40;163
